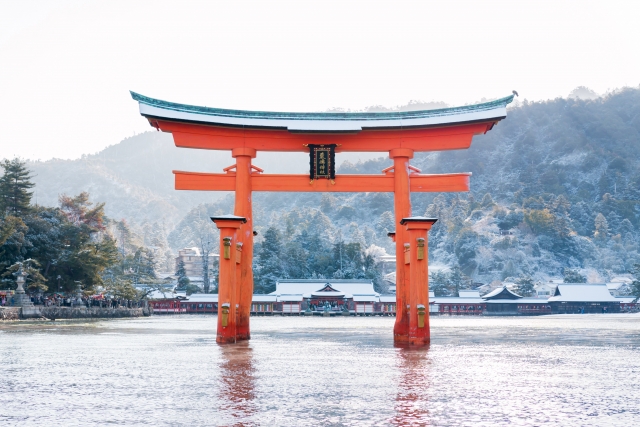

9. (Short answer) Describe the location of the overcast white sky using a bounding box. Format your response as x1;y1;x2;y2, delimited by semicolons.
1;0;639;161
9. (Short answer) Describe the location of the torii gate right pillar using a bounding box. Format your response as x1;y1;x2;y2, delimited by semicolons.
390;148;413;343
401;217;437;345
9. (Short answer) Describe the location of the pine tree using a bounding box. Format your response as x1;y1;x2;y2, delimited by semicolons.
254;227;284;293
0;159;34;217
175;260;190;289
515;277;535;297
563;268;587;283
630;263;640;302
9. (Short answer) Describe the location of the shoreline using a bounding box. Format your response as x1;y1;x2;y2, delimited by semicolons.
0;306;150;321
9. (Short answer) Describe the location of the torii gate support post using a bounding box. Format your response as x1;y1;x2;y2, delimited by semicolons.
390;148;413;343
232;148;256;341
211;215;246;344
400;217;438;345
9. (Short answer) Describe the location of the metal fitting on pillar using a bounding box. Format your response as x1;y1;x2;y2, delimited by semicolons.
417;304;426;328
417;238;425;260
223;237;232;259
221;303;230;327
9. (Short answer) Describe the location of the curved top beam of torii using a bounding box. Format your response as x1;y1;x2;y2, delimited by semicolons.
131;91;514;132
130;91;514;153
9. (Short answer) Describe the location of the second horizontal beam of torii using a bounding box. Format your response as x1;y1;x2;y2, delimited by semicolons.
174;170;471;193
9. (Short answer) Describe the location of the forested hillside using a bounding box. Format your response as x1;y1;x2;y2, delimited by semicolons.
23;87;640;289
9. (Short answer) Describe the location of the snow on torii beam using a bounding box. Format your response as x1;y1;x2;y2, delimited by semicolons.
173;171;471;193
131;91;514;153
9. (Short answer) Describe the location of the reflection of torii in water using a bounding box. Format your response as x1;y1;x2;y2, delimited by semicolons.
391;346;431;425
217;342;256;424
131;92;514;345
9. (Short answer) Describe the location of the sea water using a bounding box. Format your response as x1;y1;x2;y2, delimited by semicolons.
1;315;639;426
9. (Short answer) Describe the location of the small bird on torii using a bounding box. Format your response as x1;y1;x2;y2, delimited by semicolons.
512;90;519;97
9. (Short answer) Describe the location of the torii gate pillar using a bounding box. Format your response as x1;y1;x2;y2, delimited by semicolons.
231;148;256;341
211;215;246;344
401;217;437;345
390;148;413;343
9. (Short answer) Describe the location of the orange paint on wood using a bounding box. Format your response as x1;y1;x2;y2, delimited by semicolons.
233;154;254;341
212;224;241;344
404;220;436;345
156;120;492;153
392;152;412;343
173;171;470;193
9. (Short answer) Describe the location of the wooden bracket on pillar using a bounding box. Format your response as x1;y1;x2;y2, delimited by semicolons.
404;243;410;265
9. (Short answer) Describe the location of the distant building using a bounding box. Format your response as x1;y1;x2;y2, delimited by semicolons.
534;282;556;298
481;286;551;315
174;247;219;282
547;283;620;313
271;279;380;314
606;276;632;296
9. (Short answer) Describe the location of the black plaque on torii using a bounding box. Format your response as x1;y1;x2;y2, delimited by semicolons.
308;144;336;180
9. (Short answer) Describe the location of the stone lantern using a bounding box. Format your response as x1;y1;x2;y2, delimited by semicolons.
10;266;40;318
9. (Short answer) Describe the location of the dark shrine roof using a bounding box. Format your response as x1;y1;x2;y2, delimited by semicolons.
315;283;342;293
131;91;515;132
482;286;523;300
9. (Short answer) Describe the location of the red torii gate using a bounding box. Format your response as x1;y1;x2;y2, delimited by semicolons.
131;92;513;345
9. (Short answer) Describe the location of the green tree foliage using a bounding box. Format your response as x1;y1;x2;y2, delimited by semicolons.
515;277;535;297
175;259;190;290
0;162;129;295
251;224;383;293
1;259;47;292
429;270;450;297
254;227;285;293
563;269;587;283
524;209;555;235
429;267;471;296
630;263;640;301
0;159;34;216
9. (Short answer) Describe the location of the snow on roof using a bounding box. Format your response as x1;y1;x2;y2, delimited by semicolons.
185;294;218;302
379;295;396;303
310;291;345;297
184;294;278;303
482;286;522;300
353;295;379;302
428;291;435;298
548;284;619;302
535;282;555;289
431;297;484;304
147;290;177;300
132;91;514;132
485;298;547;304
277;295;304;302
610;276;632;283
606;282;629;291
272;280;377;298
252;295;277;302
616;297;637;303
458;290;481;298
